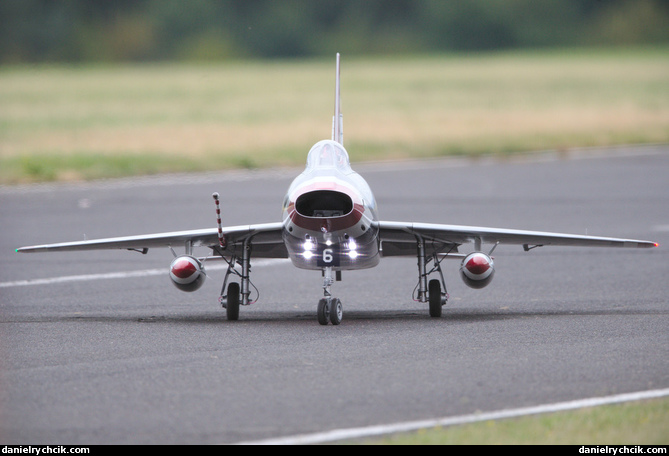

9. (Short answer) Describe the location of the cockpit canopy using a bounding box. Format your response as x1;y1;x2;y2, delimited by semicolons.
305;140;352;173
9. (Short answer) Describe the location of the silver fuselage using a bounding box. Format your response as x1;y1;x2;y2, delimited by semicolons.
281;140;380;271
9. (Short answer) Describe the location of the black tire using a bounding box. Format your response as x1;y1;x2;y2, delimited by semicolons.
317;298;330;325
329;298;343;326
428;279;442;318
227;282;240;321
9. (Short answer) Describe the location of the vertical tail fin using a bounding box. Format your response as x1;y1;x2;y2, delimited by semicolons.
332;53;343;145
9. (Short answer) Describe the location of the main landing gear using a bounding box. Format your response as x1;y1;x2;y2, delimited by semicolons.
217;239;447;324
317;266;342;325
218;240;253;321
317;240;449;323
416;238;449;318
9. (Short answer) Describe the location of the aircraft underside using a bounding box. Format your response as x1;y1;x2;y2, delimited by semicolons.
215;225;452;326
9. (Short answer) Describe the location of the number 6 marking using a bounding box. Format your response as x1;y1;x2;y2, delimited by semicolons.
322;248;333;263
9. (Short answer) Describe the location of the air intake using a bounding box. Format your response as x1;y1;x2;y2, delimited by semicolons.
295;190;353;218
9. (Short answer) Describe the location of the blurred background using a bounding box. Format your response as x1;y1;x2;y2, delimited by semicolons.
2;0;668;63
1;0;668;184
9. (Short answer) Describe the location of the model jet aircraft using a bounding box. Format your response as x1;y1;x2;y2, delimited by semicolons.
17;54;658;325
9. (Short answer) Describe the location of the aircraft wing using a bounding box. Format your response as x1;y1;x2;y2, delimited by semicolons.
377;221;657;257
16;222;288;258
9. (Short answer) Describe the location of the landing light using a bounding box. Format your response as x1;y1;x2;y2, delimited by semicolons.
302;239;315;260
347;239;358;259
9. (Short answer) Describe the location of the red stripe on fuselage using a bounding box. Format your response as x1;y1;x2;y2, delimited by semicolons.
288;203;364;232
286;181;365;233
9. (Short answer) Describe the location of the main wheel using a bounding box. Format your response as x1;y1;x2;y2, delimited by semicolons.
329;298;343;326
226;282;240;321
428;279;442;318
317;298;330;325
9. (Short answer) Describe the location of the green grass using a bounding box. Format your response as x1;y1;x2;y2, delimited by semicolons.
0;151;262;183
1;47;668;184
348;396;669;445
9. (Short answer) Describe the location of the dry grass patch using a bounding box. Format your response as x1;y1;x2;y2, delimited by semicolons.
1;48;667;183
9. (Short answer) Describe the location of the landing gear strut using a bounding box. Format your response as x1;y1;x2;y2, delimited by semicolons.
218;240;255;321
318;266;342;325
416;238;449;318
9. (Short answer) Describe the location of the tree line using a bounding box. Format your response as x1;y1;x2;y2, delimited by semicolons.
1;0;668;63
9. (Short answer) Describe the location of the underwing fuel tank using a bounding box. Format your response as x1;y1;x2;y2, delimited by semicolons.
460;252;495;289
169;255;206;292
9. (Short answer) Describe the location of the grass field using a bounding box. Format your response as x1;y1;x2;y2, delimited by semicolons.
353;396;669;445
1;47;668;184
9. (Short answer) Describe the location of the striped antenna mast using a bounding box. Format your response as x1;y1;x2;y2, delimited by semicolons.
212;193;226;249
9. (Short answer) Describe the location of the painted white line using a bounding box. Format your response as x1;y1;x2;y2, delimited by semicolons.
236;388;669;445
0;259;289;288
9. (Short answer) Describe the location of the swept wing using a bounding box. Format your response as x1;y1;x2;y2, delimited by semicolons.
377;221;656;257
16;222;287;258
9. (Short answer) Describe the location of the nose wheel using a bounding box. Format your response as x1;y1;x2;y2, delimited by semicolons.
318;297;342;325
317;267;342;325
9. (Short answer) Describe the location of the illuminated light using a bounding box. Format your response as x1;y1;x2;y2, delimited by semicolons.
303;251;314;260
347;238;358;259
303;239;314;251
325;239;333;246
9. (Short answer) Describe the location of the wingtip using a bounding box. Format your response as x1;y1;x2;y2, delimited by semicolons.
16;246;40;253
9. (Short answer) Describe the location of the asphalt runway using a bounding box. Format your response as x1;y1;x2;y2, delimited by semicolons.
1;145;667;444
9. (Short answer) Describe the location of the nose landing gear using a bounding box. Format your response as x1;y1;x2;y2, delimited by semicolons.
317;266;342;325
317;297;342;325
